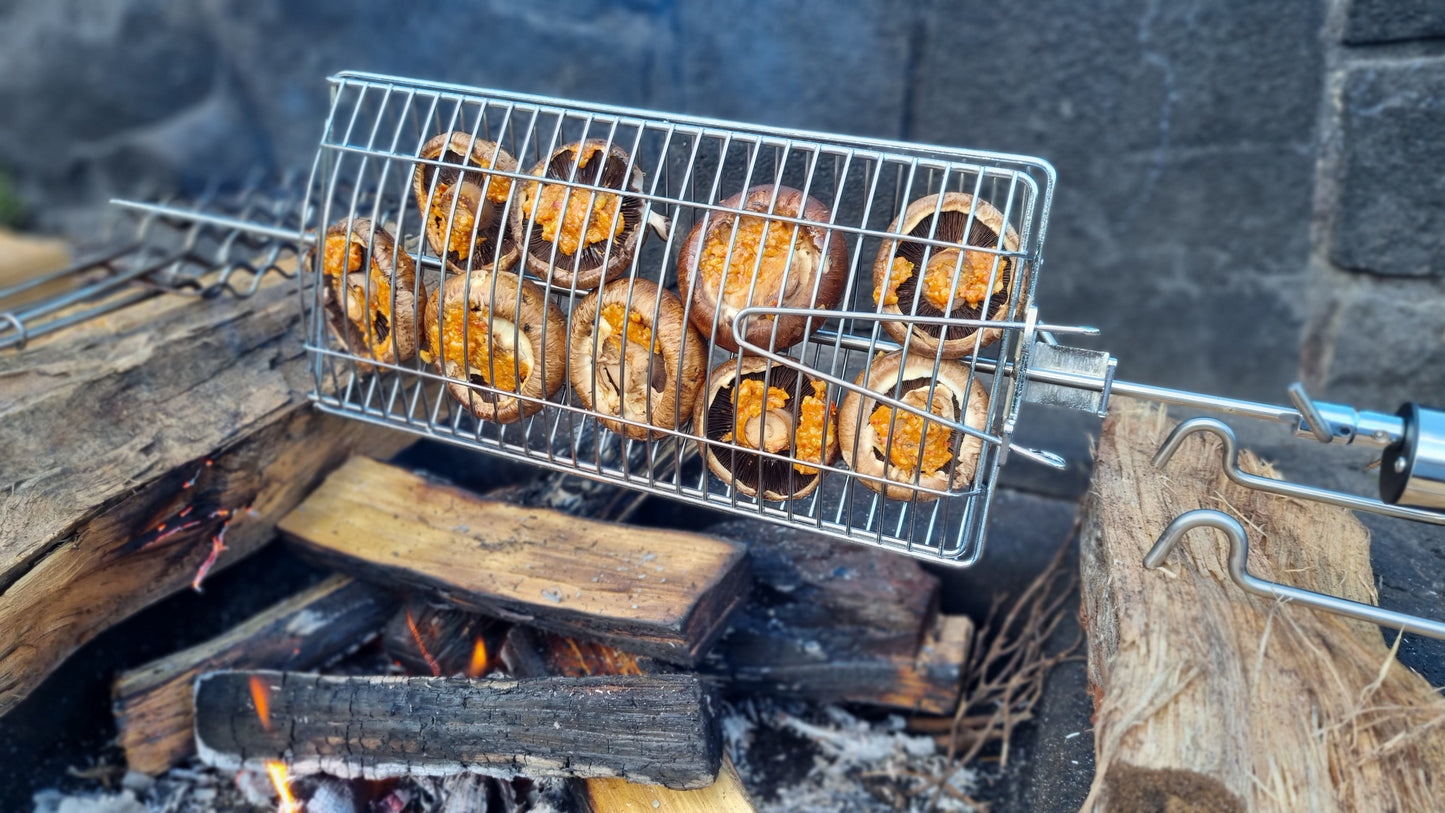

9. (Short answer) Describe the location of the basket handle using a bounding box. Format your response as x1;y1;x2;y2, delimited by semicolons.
1147;509;1445;641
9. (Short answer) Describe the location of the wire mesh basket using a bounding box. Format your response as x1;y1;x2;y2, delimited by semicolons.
299;71;1062;565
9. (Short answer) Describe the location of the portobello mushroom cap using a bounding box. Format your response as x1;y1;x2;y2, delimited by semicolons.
836;351;989;502
510;139;647;291
871;192;1022;357
677;185;848;354
316;218;424;370
422;270;566;424
693;356;840;502
568;279;706;441
412;132;521;276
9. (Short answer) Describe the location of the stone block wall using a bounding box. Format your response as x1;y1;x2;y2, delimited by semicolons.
1303;0;1445;409
3;0;1438;408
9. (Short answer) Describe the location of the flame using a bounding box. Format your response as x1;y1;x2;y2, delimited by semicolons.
266;761;299;813
250;675;272;733
466;637;489;678
405;609;442;677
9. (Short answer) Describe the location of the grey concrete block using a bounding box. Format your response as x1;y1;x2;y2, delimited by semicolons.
1301;273;1445;409
1341;0;1445;45
1326;58;1445;278
909;0;1323;403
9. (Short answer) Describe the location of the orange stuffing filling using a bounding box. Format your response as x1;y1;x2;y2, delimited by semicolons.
430;184;479;256
524;145;623;256
322;234;364;279
599;303;660;354
793;380;834;475
728;379;790;450
875;257;914;306
920;249;1004;310
429;306;530;392
699;214;810;305
868;393;955;476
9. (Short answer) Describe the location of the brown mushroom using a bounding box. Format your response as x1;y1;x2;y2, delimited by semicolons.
677;185;848;354
871;192;1022;357
836;351;990;502
511;139;650;291
421;270;566;424
693;357;840;501
412;132;520;275
569;279;706;441
315;218;424;369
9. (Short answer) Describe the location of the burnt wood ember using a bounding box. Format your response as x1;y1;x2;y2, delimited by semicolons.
382;595;506;677
500;626;756;812
1081;399;1445;810
193;670;723;790
277;456;750;666
0;273;412;718
112;575;397;775
702;520;971;713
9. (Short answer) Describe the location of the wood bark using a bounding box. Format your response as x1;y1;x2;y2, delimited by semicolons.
0;275;412;716
193;669;723;790
277;456;750;666
703;519;971;713
1081;398;1445;811
112;575;398;774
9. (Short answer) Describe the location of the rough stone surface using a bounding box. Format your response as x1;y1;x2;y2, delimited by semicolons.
1326;58;1445;278
1301;269;1445;408
908;0;1325;402
1341;0;1445;44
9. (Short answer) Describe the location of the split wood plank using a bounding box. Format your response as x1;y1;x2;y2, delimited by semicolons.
194;669;723;790
0;271;412;716
704;519;970;713
1080;397;1445;811
277;456;751;666
113;575;398;774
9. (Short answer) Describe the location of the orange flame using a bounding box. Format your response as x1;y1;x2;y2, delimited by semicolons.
465;637;488;678
249;675;272;733
265;761;299;813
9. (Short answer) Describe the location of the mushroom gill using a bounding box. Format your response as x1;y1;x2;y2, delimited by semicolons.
568;279;706;441
422;270;566;424
677;185;848;353
412;132;520;275
837;352;990;502
315;218;424;370
694;357;839;501
511;139;650;291
871;192;1022;357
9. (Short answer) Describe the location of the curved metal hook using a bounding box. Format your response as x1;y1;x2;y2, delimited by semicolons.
1153;417;1445;526
1147;509;1445;641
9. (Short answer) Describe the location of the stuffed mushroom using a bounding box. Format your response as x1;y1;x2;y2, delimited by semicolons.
678;185;848;353
694;357;839;501
511;139;651;291
316;217;424;369
569;279;706;440
422;271;566;423
837;352;990;502
872;193;1022;357
412;132;521;275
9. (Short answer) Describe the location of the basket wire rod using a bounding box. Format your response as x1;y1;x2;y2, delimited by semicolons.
326;141;1029;254
316;80;373;400
0;242;137;300
1155;418;1445;526
108;200;308;245
1148;509;1445;641
335;72;1059;180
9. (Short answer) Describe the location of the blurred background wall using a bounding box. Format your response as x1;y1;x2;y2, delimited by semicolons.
0;0;1440;407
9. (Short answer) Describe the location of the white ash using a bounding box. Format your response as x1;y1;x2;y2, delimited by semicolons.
724;698;980;813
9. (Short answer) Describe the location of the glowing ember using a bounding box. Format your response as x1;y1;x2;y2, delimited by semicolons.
406;609;442;677
250;675;272;733
266;761;299;813
466;637;489;678
191;523;229;592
